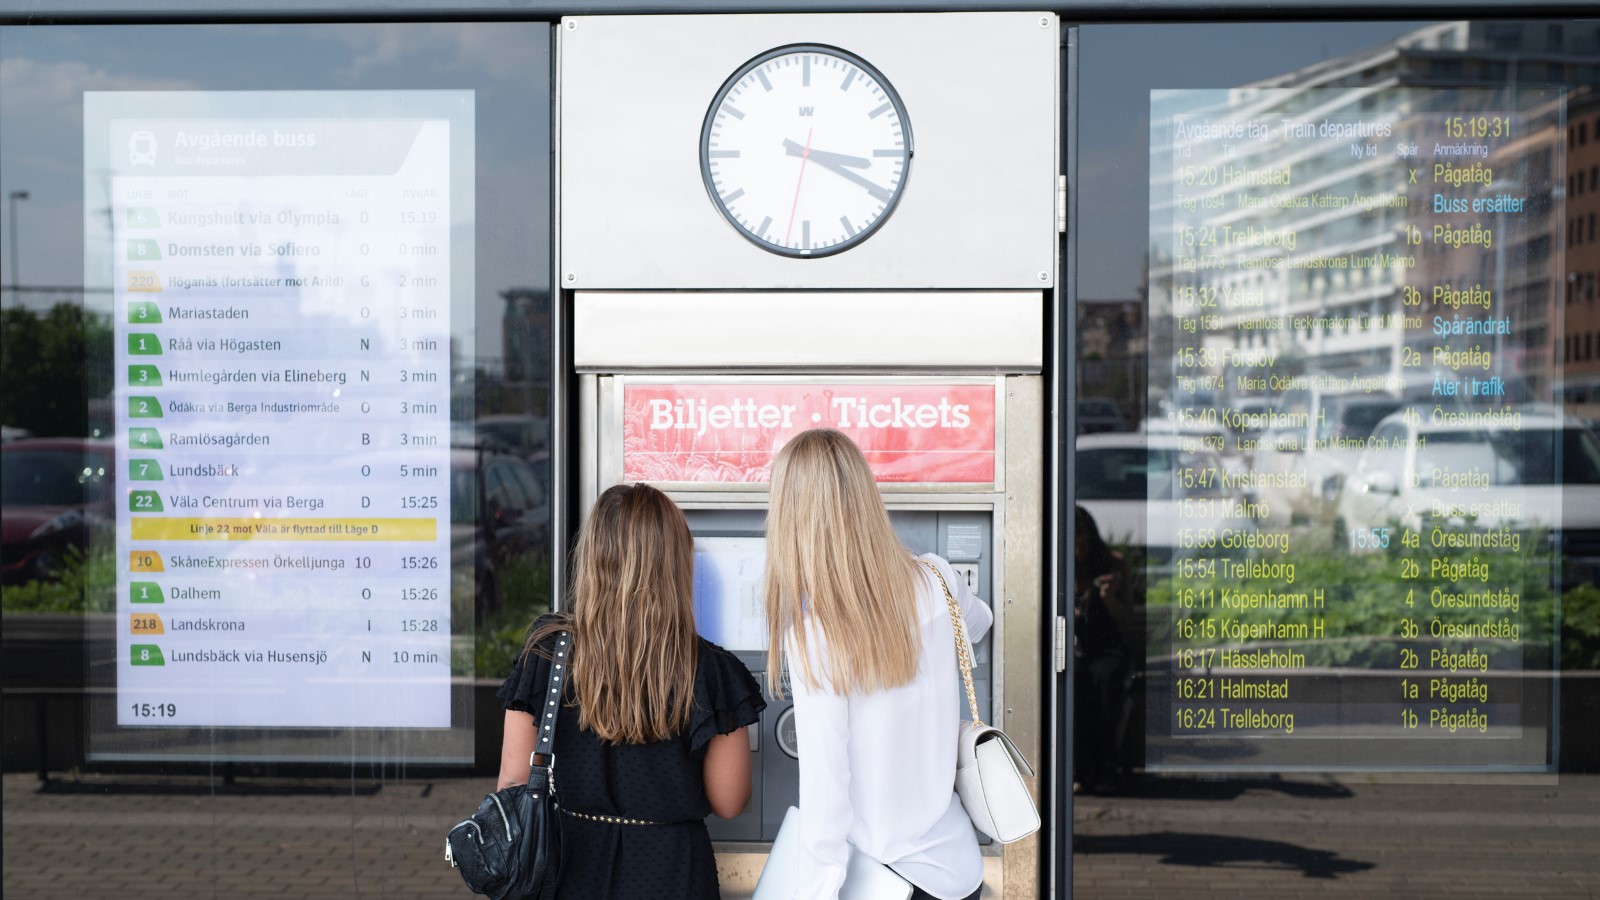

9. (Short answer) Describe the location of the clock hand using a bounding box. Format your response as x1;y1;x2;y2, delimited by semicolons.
782;139;869;169
784;127;814;247
804;154;894;202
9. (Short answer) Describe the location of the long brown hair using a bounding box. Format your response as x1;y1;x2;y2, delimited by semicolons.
764;429;919;696
526;483;698;743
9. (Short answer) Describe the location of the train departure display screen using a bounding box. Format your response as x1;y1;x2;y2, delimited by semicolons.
84;91;473;738
1146;86;1565;770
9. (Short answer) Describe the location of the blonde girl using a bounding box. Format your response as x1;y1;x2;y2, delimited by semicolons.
765;429;992;900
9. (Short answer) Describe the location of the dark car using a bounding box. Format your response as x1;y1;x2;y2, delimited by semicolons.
452;448;551;614
1077;398;1129;434
473;414;550;457
1;439;115;583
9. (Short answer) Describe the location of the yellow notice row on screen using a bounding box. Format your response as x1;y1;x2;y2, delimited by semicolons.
130;517;437;541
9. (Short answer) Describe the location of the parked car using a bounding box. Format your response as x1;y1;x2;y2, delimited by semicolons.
1249;391;1405;525
1;438;115;583
1077;432;1259;565
474;413;549;457
451;447;551;614
1333;407;1600;579
1230;397;1275;445
1077;398;1128;434
1138;411;1236;463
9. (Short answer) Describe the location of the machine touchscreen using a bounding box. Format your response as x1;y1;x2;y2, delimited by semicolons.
693;535;769;653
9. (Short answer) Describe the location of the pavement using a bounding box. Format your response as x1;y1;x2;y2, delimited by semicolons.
1070;773;1600;899
3;770;1598;899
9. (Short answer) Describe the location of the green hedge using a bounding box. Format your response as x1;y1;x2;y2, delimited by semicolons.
3;543;553;679
1145;525;1600;671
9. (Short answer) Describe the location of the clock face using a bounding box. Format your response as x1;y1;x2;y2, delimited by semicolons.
701;45;913;258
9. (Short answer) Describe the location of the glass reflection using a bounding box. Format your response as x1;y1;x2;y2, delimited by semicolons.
1;21;551;899
1077;18;1600;898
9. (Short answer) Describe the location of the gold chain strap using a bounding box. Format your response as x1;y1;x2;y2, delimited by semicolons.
920;559;984;728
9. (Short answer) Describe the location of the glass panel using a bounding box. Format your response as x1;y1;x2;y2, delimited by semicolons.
1;21;550;895
1076;19;1600;896
91;87;474;748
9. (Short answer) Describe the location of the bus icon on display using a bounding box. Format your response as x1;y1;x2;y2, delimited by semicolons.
128;130;157;166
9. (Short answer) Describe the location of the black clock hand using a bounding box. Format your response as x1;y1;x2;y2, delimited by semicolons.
782;139;870;169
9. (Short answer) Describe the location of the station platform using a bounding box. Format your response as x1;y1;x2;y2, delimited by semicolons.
3;771;1597;898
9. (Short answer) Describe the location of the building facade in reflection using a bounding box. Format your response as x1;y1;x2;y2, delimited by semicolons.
1565;90;1600;403
1153;22;1596;419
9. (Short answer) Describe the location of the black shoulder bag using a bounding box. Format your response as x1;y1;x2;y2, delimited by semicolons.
447;632;569;900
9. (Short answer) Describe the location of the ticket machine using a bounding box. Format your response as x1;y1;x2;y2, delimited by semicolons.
584;368;1033;847
556;13;1058;897
684;506;998;842
573;366;1044;892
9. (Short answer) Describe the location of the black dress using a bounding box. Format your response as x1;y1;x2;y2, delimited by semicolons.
498;625;765;900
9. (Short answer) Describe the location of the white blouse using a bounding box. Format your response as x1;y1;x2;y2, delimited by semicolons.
785;552;995;900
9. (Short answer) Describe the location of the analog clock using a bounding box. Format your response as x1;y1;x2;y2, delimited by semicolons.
701;44;913;258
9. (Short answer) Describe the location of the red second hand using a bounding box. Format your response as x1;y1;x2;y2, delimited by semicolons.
784;127;814;247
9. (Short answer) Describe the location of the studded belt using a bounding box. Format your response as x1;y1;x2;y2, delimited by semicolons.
563;809;669;826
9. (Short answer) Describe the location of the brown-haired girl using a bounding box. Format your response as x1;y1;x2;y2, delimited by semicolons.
497;482;765;899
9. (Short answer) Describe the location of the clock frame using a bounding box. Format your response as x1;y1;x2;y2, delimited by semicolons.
700;44;914;258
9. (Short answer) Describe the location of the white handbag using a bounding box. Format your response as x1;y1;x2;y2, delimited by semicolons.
923;560;1042;844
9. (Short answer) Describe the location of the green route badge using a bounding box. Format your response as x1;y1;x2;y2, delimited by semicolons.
127;301;163;324
128;459;163;481
129;490;164;512
130;645;165;666
128;427;164;450
127;397;163;419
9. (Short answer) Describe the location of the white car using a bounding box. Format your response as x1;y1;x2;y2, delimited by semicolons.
1334;407;1600;571
1248;392;1405;527
1077;432;1260;565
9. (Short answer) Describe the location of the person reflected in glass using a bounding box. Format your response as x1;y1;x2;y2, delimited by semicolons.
497;483;765;899
1073;504;1133;793
765;429;991;900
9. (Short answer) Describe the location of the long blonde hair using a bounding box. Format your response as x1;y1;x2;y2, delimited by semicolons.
526;483;698;743
764;429;919;696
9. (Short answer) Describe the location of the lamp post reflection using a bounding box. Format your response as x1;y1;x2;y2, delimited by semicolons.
1484;178;1514;387
6;190;28;293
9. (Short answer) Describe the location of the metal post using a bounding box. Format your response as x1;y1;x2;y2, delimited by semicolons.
36;697;48;784
7;190;28;293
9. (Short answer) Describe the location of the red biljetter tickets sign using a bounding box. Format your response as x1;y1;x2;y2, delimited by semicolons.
622;383;997;484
